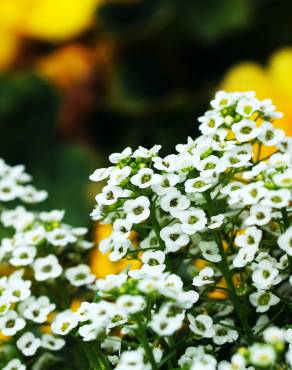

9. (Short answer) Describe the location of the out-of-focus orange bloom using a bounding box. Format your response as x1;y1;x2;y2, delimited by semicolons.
90;224;141;279
0;265;16;276
71;298;82;312
208;277;229;300
220;47;292;137
37;45;94;89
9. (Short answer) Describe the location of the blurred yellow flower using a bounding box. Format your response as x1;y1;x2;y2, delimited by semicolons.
90;224;141;279
0;0;100;70
0;30;20;70
220;47;292;137
0;0;99;41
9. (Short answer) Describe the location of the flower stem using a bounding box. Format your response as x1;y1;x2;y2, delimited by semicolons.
281;208;292;274
204;191;253;344
135;316;159;370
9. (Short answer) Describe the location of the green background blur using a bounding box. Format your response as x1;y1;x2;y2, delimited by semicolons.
1;0;292;225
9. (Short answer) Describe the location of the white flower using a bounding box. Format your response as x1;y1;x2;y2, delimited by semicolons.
160;223;190;252
199;114;224;135
150;305;185;336
232;119;261;142
33;255;62;281
24;225;46;245
112;219;132;241
0;310;26;336
269;152;290;169
252;260;279;290
109;147;132;164
2;359;26;370
116;295;146;314
140;251;165;275
46;228;77;247
39;209;65;223
51;312;78;335
176;152;200;172
208;214;224;229
153;154;178;172
259;122;285;146
20;296;56;323
198;155;227;178
10;245;36;266
191;354;217;370
124;196;150;224
192;267;214;287
16;332;42;356
65;264;95;287
161;188;190;217
132;145;161;159
188;314;214;338
151;173;180;196
97;185;124;206
245;205;272;226
239;181;267;205
177;208;207;234
89;167;113;182
235;226;262;248
262;189;290;208
0;179;22;201
243;162;267;180
213;321;238;345
284;328;292;344
42;334;65;351
20;185;47;203
130;168;161;188
236;97;259;117
78;322;104;341
199;241;222;263
185;176;216;193
115;349;148;370
273;169;292;188
108;166;131;185
233;246;258;268
278;227;292;256
109;240;132;261
263;326;284;344
141;250;165;265
218;354;246;370
210;90;233;109
6;273;31;302
249;343;276;367
1;206;34;231
249;290;280;312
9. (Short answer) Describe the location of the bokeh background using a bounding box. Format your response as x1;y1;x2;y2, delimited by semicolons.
1;0;292;225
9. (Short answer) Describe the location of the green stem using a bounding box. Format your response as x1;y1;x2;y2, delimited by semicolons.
215;231;253;344
150;198;166;251
135;317;158;370
281;208;292;274
204;192;253;344
82;341;112;370
81;342;103;370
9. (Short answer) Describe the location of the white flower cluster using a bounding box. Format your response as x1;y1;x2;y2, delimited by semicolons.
0;160;95;370
58;90;291;369
4;90;292;369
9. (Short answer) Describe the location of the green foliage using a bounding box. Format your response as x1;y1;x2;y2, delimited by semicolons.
0;73;96;225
